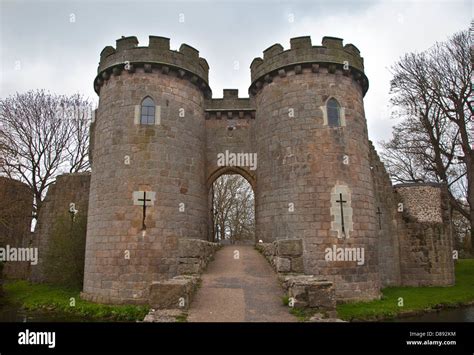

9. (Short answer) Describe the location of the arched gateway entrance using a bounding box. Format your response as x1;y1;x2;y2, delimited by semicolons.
206;167;256;244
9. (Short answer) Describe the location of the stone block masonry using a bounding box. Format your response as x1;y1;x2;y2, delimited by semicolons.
30;173;90;283
369;141;402;287
395;183;455;287
73;34;456;304
257;239;336;312
256;239;304;273
281;275;336;310
148;275;199;310
147;239;218;312
177;238;220;275
0;177;33;280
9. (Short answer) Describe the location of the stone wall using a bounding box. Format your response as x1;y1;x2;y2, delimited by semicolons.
84;36;210;303
252;37;380;301
368;142;401;286
148;238;218;310
257;240;336;312
148;275;200;310
177;238;219;275
81;34;456;305
204;89;256;186
280;275;336;311
30;173;91;283
256;239;304;273
395;183;454;286
0;177;33;279
369;143;454;288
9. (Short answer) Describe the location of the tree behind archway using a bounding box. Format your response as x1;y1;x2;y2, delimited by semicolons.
212;174;255;244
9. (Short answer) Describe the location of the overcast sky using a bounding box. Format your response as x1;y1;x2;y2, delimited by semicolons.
0;0;470;147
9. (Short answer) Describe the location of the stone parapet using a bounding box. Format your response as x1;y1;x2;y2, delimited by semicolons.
249;36;368;96
94;36;211;97
177;238;220;275
256;239;304;273
205;89;256;120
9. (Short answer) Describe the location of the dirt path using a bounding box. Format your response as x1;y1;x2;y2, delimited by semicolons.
187;245;296;322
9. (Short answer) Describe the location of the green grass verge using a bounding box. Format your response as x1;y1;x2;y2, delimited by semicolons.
3;280;149;322
175;313;188;322
337;259;474;321
290;307;318;322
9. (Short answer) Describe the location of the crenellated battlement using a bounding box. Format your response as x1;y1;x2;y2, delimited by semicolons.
249;36;368;96
204;89;255;120
94;35;211;97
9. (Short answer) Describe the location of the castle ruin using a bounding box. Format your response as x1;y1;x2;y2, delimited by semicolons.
26;35;454;304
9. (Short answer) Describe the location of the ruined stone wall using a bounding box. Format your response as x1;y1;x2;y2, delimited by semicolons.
251;36;379;301
30;173;90;283
0;177;33;279
395;183;454;286
368;142;401;287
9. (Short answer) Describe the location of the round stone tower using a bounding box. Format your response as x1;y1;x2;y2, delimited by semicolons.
250;36;379;301
83;36;210;304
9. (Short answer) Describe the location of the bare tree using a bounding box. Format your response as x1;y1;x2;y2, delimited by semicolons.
380;28;473;246
212;174;255;243
0;90;92;220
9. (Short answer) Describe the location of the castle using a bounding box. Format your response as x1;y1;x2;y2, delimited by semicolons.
23;35;454;304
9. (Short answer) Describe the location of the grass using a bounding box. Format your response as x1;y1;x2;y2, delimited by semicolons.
3;280;149;322
175;313;188;322
337;259;474;321
282;296;320;321
290;307;318;322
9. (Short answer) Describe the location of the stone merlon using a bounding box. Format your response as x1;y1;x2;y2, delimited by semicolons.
204;89;255;119
94;35;368;99
95;35;211;96
249;35;368;96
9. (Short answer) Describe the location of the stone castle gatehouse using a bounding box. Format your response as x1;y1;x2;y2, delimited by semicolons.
67;35;455;304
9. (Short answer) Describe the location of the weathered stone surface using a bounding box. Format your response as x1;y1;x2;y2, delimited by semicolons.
31;173;90;283
276;239;303;257
256;240;304;274
283;275;335;310
178;238;217;258
143;309;185;322
291;256;304;273
177;239;219;275
177;259;202;275
79;34;454;305
274;257;291;273
309;313;346;322
0;177;33;280
307;282;336;309
149;275;199;309
255;242;275;257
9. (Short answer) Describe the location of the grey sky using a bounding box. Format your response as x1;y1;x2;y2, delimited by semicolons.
0;0;471;147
